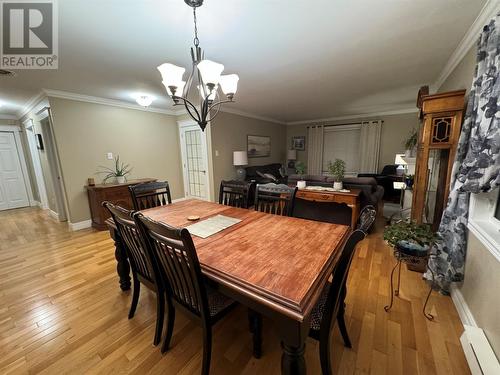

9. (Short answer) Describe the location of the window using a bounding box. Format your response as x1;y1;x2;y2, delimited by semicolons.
322;124;361;175
468;189;500;262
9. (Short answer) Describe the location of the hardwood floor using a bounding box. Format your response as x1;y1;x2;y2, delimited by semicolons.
0;207;470;374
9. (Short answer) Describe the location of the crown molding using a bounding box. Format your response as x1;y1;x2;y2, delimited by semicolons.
434;0;500;92
218;107;287;125
286;107;418;126
42;89;178;115
17;91;47;120
0;114;19;120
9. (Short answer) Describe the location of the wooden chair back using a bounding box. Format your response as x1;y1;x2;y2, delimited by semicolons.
254;183;297;216
320;229;366;336
103;202;155;284
219;180;251;208
129;181;172;210
135;213;210;319
358;205;376;232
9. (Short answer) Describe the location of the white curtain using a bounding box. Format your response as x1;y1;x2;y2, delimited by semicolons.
359;120;382;173
307;125;324;175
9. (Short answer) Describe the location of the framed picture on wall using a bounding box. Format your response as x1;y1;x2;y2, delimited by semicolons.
247;135;271;158
292;136;305;151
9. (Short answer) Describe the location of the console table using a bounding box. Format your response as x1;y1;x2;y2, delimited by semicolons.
295;188;361;229
86;178;156;230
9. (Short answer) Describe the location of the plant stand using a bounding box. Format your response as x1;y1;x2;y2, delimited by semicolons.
384;248;435;321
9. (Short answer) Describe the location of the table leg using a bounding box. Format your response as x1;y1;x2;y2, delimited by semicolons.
109;226;131;291
350;202;360;230
248;309;262;358
277;317;309;375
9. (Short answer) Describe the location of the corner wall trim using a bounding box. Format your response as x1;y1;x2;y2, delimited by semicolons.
48;209;60;221
43;89;178;116
17;91;47;120
69;220;92;231
451;285;478;328
434;0;500;91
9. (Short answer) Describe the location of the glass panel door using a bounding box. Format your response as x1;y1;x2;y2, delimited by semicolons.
180;126;209;200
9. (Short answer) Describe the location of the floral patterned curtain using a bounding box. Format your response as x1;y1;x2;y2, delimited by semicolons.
425;14;500;294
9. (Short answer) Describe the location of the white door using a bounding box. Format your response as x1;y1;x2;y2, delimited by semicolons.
0;132;30;210
179;125;210;200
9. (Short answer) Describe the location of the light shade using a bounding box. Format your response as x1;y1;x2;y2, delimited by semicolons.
219;74;239;95
287;149;297;160
136;95;154;107
395;154;407;165
157;63;185;88
233;151;248;166
197;60;224;86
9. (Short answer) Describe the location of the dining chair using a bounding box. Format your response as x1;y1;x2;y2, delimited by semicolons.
129;181;172;210
219;180;252;208
309;229;367;375
135;213;238;374
254;183;297;216
357;205;376;232
103;202;165;346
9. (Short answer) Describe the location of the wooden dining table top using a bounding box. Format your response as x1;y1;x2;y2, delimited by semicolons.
141;199;350;321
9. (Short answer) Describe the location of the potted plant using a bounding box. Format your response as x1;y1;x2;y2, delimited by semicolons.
383;221;438;271
403;128;418;157
295;161;307;188
328;159;345;190
97;155;132;184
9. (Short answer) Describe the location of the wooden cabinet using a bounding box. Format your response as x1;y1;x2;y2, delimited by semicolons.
86;178;156;230
411;90;466;229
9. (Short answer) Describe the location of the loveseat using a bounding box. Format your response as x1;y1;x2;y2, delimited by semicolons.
245;163;287;184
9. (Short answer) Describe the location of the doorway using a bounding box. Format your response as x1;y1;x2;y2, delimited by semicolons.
178;121;211;200
0;131;30;210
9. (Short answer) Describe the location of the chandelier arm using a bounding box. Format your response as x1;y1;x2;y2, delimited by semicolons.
177;96;201;121
206;101;226;122
208;99;233;108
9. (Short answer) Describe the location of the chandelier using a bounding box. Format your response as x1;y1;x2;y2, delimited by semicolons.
157;0;239;131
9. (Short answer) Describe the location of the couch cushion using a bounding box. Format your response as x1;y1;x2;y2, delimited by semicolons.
245;163;282;179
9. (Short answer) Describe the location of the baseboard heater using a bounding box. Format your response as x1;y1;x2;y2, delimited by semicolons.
460;325;500;375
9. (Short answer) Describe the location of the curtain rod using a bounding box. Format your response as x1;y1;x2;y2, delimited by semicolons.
306;120;384;128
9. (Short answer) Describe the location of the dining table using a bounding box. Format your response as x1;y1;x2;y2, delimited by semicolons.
106;198;350;374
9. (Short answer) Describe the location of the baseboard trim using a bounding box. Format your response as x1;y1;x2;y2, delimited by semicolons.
451;285;478;327
172;197;187;203
69;220;92;231
48;209;59;221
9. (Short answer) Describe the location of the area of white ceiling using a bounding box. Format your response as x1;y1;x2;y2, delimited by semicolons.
0;0;488;121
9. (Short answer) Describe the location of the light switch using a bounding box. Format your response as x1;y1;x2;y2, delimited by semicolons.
215;150;219;157
107;152;113;160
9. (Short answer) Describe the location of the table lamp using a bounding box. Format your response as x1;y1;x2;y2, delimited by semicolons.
395;154;407;176
287;149;297;169
233;151;248;181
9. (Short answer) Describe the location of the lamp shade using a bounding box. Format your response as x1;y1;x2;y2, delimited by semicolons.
219;74;239;95
233;151;248;166
197;60;224;86
157;63;185;88
287;149;297;160
395;154;407;165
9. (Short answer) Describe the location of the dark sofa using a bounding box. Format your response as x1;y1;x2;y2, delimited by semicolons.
245;163;287;184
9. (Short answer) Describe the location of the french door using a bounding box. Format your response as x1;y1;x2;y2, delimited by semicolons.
0;132;30;210
179;124;210;200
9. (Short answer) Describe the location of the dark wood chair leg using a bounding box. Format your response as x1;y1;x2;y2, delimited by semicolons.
201;326;212;375
161;301;175;354
128;276;140;319
319;334;333;375
153;291;165;346
337;304;352;348
248;309;262;358
281;342;306;375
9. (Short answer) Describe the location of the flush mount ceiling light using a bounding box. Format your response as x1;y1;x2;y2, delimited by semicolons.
157;0;239;131
135;95;154;107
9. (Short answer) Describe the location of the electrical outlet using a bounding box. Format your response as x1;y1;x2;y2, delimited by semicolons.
107;152;113;160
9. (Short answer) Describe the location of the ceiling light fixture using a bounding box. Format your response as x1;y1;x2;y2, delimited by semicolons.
136;95;154;107
157;0;239;131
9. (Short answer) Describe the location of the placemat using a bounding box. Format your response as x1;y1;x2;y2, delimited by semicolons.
185;215;242;239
